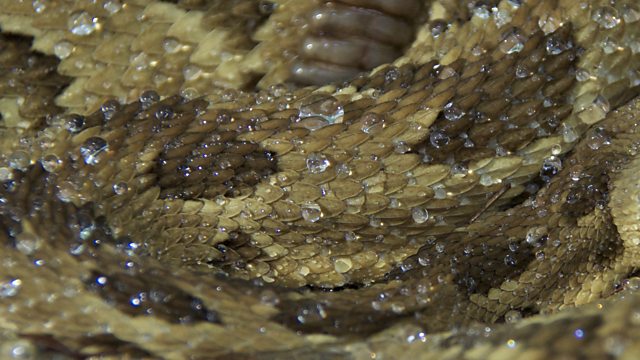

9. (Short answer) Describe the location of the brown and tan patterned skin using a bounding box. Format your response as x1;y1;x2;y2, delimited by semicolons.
0;0;639;359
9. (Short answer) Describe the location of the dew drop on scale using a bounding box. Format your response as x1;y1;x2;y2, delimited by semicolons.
139;90;160;110
586;127;612;150
622;4;640;23
301;202;322;223
430;130;450;148
32;0;46;13
411;207;429;224
113;182;128;195
53;41;74;59
101;100;120;121
103;0;123;14
297;94;344;129
443;102;465;121
592;6;620;29
306;153;330;174
41;154;62;173
8;151;30;171
499;28;527;54
545;35;572;55
80;137;109;165
0;279;22;298
0;167;14;181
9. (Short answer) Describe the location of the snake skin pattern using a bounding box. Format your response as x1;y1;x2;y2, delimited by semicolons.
1;0;640;358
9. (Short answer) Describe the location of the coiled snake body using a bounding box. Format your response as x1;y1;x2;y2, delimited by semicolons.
0;0;640;358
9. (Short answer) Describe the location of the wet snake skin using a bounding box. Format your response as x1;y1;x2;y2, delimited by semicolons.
0;0;640;358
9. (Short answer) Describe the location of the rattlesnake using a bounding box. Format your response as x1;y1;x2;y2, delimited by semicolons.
0;0;640;358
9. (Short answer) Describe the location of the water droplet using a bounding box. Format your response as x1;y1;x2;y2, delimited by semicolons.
551;144;562;155
180;88;200;100
103;0;122;14
438;66;458;80
258;0;277;15
80;137;109;165
574;68;590;82
68;11;100;36
369;217;383;227
418;255;430;266
473;5;491;19
504;310;522;323
0;167;14;181
100;100;120;121
493;9;512;28
592;6;620;29
155;105;174;121
64;114;85;133
344;232;357;242
515;65;530;78
430;20;448;37
407;331;427;343
535;250;545;261
578;94;610;125
32;0;46;13
384;67;400;83
586;127;611;150
443;102;465;121
540;156;562;182
8;151;30;171
390;302;406;314
361;113;386;134
601;37;618;54
0;278;22;298
334;257;353;273
624;277;640;291
53;41;74;59
139;90;160;110
7;339;36;359
183;65;202;81
479;174;495;186
298;94;344;126
507;0;522;8
410;207;429;224
433;185;447;199
41;154;62;172
526;226;548;247
335;163;351;177
622;4;640;23
113;182;128;195
504;254;517;266
499;28;527;54
296;302;327;324
562;123;579;143
429;130;450;148
508;241;519;252
162;37;182;53
301;202;322;223
545;35;572;55
15;233;42;255
450;163;467;175
394;141;410;154
306;153;330;174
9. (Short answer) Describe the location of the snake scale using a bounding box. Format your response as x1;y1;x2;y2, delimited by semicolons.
0;0;640;358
